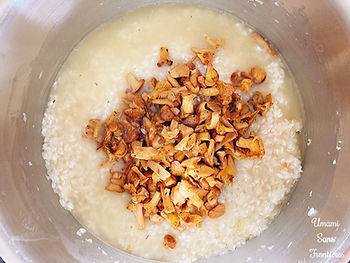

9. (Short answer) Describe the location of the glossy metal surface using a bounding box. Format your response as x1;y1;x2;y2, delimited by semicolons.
0;0;349;262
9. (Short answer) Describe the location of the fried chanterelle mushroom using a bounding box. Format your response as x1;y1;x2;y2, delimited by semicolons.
85;36;272;236
163;234;176;249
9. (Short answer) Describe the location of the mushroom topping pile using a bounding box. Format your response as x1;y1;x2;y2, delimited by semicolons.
84;36;272;238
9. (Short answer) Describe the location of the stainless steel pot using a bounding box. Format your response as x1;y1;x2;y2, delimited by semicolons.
0;0;349;262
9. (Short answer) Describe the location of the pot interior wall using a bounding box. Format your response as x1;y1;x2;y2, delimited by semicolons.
0;0;349;262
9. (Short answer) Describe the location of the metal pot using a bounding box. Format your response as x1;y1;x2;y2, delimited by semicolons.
0;0;349;262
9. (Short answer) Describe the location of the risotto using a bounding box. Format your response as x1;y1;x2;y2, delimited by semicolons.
42;4;303;262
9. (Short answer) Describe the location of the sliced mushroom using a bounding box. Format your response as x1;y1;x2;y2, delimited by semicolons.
171;183;186;206
182;114;200;128
199;87;219;96
180;94;196;117
239;78;253;93
132;145;161;161
147;161;171;180
126;72;145;94
160;105;176;122
197;131;211;141
105;183;124;193
157;47;173;67
85;119;101;141
250;66;267;84
256;93;273;116
167;74;180;88
204;35;226;49
187;57;196;71
192;164;217;179
216;121;236;135
205;190;218;210
216;155;235;185
169;63;190;78
152;80;173;98
204;139;215;167
236;132;265;159
217;80;235;105
208;203;226;218
181;156;202;169
161;120;179;141
230;71;239;84
205;64;219;87
175;135;190;151
131;186;150;203
170;161;185;176
164;212;180;229
205;112;220;130
190;69;202;88
124;108;145;122
178;180;203;208
179;212;203;227
215;132;237;151
127;203;145;230
191;47;216;65
148;77;158;88
143;116;157;141
160;184;175;213
248;91;264;106
114;139;127;159
164;176;177;188
178;124;194;138
163;234;176;249
144;191;161;215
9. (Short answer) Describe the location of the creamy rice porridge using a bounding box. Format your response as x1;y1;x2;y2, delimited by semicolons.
42;4;303;262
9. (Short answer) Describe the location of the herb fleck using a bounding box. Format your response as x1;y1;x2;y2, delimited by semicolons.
145;234;150;240
296;130;301;134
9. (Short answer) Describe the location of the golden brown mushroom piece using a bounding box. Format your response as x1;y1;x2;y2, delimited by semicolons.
163;212;180;229
144;191;161;215
127;203;145;230
199;87;219;97
205;64;219;87
147;161;171;181
180;94;196;117
126;72;145;94
236;132;265;159
163;234;177;249
131;145;161;161
239;78;253;93
191;47;216;65
208;203;226;218
204;35;226;49
105;183;124;193
216;155;235;185
157;47;173;67
179;180;204;209
85;119;101;141
179;212;203;227
250;66;267;84
169;63;190;78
